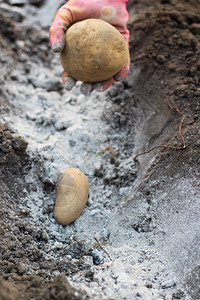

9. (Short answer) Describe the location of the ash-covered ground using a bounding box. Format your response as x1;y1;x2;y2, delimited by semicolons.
0;0;200;299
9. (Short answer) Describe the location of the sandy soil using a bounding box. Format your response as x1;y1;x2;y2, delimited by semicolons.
0;0;200;299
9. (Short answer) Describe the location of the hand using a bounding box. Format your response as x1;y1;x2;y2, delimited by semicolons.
49;0;130;95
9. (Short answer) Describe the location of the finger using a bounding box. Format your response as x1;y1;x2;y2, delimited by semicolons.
49;26;65;52
80;83;94;96
62;73;77;91
113;64;130;81
94;78;114;92
49;4;72;52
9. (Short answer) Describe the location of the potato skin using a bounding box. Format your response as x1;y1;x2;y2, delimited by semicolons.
60;19;129;82
54;168;89;225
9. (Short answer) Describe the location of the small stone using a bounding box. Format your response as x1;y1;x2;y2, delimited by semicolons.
91;249;104;265
195;88;200;96
172;290;185;299
185;90;194;98
9;0;26;6
105;190;112;198
190;24;200;35
189;66;197;77
29;78;62;92
54;242;63;249
145;282;153;288
119;187;130;196
12;137;28;153
0;141;11;153
186;13;200;23
52;270;60;277
16;40;25;48
169;10;182;23
195;140;200;147
157;54;166;64
54;120;72;131
161;279;176;289
101;228;109;241
41;230;49;242
185;51;193;58
79;256;93;268
89;209;100;217
0;3;24;22
28;0;45;7
185;266;200;300
174;84;187;96
65;255;72;260
94;167;104;178
17;263;26;275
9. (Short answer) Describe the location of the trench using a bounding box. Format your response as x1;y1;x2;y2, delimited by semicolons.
1;1;200;299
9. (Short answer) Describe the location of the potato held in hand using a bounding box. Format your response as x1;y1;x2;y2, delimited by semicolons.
60;19;129;82
54;168;89;225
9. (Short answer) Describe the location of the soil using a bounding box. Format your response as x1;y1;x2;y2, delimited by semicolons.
0;0;200;299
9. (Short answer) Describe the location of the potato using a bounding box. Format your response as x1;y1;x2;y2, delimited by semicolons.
60;19;129;82
54;168;89;225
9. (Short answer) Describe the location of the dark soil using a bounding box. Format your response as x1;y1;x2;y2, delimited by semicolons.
0;0;200;299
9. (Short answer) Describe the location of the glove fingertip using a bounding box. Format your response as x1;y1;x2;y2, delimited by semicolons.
94;83;104;92
80;83;94;96
114;66;129;81
49;27;66;52
52;42;65;53
94;78;114;92
62;76;76;91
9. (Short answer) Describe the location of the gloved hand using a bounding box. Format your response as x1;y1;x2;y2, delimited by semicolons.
49;0;130;95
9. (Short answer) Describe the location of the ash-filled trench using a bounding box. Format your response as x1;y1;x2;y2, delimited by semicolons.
0;1;200;300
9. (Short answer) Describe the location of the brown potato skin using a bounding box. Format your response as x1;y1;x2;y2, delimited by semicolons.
60;19;129;82
54;168;89;225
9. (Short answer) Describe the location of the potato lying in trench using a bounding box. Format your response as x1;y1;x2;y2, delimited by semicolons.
60;19;129;82
54;168;89;225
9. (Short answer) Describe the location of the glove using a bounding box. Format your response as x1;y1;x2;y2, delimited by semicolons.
49;0;130;95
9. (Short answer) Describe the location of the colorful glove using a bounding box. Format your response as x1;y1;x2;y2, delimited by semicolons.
49;0;130;95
